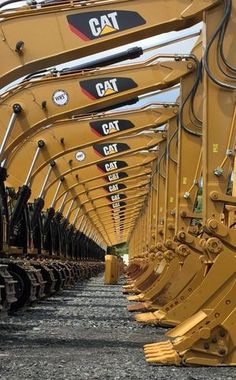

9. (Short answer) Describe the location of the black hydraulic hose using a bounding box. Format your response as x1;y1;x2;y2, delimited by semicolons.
203;0;236;90
167;127;178;165
179;58;203;137
158;150;166;181
189;60;203;126
218;0;236;73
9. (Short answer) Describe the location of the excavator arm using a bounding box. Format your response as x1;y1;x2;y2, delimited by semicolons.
0;55;193;161
36;133;163;208
6;104;176;188
0;0;218;87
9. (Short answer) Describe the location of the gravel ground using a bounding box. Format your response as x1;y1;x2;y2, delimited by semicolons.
0;274;235;380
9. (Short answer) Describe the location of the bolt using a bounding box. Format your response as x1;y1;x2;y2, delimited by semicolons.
179;232;186;240
214;167;223;177
13;103;22;114
38;140;45;148
165;240;172;248
209;220;218;230
15;40;24;53
41;100;47;109
220;330;225;337
184;192;190;199
204;343;210;350
226;149;234;157
219;349;226;356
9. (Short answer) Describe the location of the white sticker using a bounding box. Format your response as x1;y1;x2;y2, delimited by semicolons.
75;151;86;162
52;90;69;106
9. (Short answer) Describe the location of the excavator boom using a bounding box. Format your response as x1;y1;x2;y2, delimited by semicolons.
0;0;218;87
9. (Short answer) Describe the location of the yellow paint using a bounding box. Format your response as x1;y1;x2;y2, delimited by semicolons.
101;25;116;35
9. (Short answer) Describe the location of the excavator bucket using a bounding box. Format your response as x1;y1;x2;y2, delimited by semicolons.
104;254;120;285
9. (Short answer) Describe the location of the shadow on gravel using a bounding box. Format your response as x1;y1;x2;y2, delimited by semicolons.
70;295;124;299
29;300;126;308
0;335;146;349
2;314;133;323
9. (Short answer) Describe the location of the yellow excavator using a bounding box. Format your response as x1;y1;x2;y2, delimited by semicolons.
0;38;196;314
125;0;236;367
0;0;235;369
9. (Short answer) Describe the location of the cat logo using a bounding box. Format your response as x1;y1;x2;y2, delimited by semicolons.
108;184;119;192
96;79;118;97
102;120;120;135
107;173;120;182
67;11;146;41
104;184;126;193
107;194;127;202
104;161;118;171
80;77;137;100
110;202;126;212
111;194;121;202
104;172;128;183
112;203;120;209
103;144;118;156
93;143;129;157
110;202;126;209
89;12;119;37
90;119;134;137
97;160;127;173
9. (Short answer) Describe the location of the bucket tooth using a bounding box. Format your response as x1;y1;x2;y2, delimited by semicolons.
122;284;134;291
144;340;181;365
122;287;137;295
127;293;144;302
146;351;181;366
135;312;158;324
144;340;173;352
123;287;139;295
127;302;148;312
153;309;167;321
